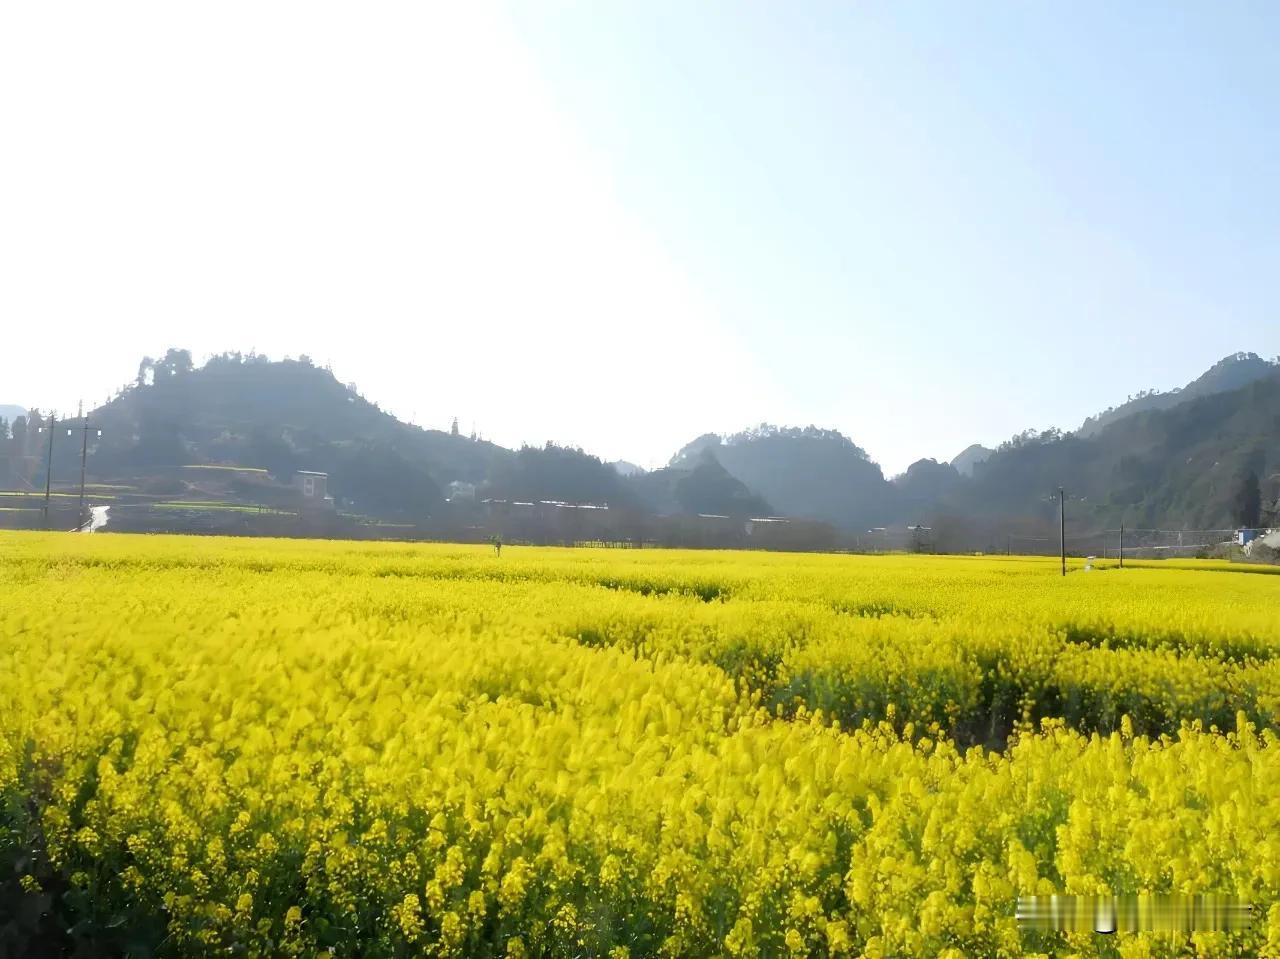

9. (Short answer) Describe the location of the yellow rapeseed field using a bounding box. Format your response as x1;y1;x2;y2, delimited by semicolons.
3;532;1280;957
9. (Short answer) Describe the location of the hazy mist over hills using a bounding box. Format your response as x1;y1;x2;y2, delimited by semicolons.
1077;352;1278;438
2;349;1278;540
949;444;993;477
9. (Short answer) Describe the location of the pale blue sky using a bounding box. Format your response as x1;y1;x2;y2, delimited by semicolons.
3;3;1277;473
503;2;1280;470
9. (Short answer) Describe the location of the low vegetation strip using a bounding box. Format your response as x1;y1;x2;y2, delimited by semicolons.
178;464;270;474
2;533;1280;956
153;501;296;515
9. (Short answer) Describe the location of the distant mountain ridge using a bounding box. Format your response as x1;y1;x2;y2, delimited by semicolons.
664;355;1280;537
3;349;1276;541
944;365;1280;532
6;351;772;522
1077;351;1278;437
670;425;891;530
78;351;514;520
627;450;773;518
950;444;992;477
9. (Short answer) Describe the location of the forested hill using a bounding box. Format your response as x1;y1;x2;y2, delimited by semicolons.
1077;351;1278;437
5;348;1278;535
665;359;1280;534
949;444;992;477
83;351;513;517
25;351;775;522
670;426;892;530
947;365;1280;530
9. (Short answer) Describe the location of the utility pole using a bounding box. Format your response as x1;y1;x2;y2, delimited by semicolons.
1118;523;1124;569
42;412;57;529
1059;487;1066;576
77;403;93;529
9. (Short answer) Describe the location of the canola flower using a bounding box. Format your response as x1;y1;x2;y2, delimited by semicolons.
2;532;1280;956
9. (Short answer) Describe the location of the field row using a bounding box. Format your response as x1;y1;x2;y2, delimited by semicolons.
3;533;1280;956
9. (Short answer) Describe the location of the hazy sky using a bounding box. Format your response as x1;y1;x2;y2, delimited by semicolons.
2;3;1277;474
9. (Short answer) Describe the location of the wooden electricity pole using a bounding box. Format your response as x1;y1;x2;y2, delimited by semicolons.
1059;487;1066;576
42;413;57;529
77;405;93;529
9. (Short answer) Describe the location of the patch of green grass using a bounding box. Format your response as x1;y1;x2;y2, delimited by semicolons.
156;501;241;509
0;494;120;501
0;491;116;501
154;502;295;516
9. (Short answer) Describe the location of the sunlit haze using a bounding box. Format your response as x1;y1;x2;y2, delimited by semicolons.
3;2;1277;474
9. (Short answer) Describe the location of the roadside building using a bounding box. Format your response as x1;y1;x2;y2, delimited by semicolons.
293;471;335;510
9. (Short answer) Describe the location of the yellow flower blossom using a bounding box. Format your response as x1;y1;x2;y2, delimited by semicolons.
3;534;1280;956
